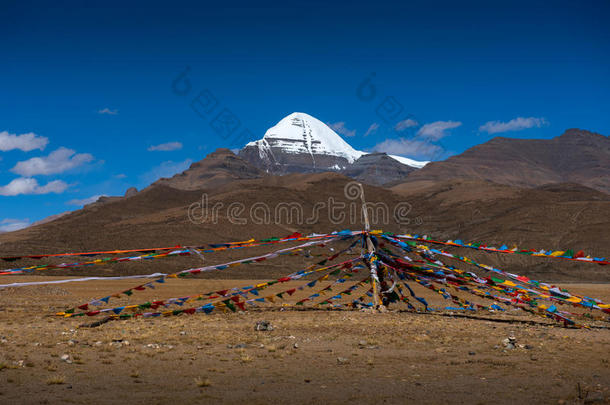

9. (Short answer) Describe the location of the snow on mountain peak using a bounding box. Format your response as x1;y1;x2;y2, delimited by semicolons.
387;154;429;169
246;112;364;163
244;112;428;169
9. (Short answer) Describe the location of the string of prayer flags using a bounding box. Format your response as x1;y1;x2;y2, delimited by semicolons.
1;232;355;275
60;241;362;317
390;233;608;265
25;229;607;328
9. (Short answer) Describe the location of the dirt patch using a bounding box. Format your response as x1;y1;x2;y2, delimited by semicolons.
0;279;608;404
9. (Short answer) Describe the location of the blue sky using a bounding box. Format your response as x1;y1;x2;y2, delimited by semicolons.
1;0;609;230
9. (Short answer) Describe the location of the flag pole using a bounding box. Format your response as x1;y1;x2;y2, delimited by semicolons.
358;183;381;309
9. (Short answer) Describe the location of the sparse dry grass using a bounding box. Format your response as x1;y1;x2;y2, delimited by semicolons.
194;376;211;387
0;279;608;404
46;375;65;385
0;362;17;371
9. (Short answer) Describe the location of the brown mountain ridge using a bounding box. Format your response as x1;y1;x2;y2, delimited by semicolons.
1;174;608;281
406;129;610;193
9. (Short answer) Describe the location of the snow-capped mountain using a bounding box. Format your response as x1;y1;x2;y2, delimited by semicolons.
245;112;364;164
239;112;428;177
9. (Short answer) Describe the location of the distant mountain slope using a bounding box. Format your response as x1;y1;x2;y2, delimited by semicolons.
389;179;610;281
153;148;264;190
406;129;610;193
1;173;608;281
343;153;416;186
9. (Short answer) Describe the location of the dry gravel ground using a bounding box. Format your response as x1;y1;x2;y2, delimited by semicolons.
0;278;609;405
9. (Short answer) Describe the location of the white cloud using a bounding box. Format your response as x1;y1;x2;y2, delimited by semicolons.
67;194;104;206
372;138;443;159
417;121;462;140
394;119;418;132
139;159;193;185
328;122;356;137
0;178;69;196
363;123;379;137
114;173;127;179
98;108;118;115
148;142;183;152
0;131;48;152
479;117;548;134
11;147;94;176
0;218;30;233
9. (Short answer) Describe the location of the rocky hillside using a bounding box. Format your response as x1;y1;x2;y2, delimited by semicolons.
406;129;610;193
